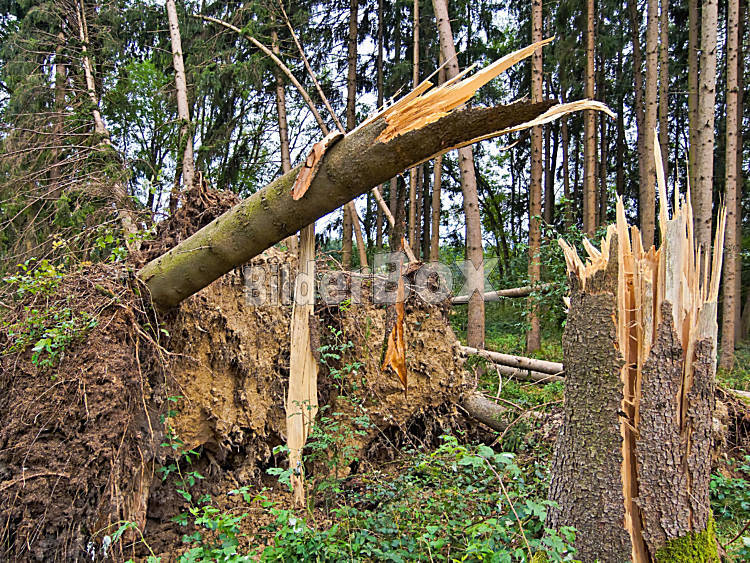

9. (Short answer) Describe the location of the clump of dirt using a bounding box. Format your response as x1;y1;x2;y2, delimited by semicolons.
0;264;166;561
141;252;469;555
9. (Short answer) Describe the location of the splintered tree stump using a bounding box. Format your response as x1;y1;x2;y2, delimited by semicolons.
547;185;726;562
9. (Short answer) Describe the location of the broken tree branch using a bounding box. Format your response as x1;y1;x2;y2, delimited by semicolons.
458;344;564;375
139;100;555;308
452;283;553;304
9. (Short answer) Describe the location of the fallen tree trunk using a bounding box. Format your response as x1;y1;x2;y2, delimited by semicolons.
451;283;553;304
461;392;509;432
458;344;564;375
138;101;553;308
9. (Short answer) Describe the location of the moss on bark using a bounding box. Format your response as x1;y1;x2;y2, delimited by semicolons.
654;515;719;563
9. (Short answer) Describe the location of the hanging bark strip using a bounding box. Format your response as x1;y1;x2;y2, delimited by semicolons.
547;142;726;562
381;262;408;394
286;226;318;506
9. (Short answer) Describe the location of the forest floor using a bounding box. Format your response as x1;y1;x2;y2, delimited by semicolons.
1;189;749;561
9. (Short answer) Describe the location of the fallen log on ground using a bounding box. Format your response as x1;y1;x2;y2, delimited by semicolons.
490;363;564;384
458;344;564;375
461;392;509;432
451;283;553;304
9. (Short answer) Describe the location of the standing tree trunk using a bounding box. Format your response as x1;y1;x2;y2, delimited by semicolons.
720;0;740;369
527;0;543;352
642;0;659;247
735;0;745;342
166;0;195;195
50;32;66;195
583;0;597;235
693;0;718;251
408;0;420;255
628;0;648;236
76;0;138;247
658;0;670;187
430;58;445;261
342;0;358;269
561;113;572;229
549;191;726;562
375;0;385;250
433;0;485;349
688;0;700;193
272;25;298;255
615;44;626;198
543;82;555;226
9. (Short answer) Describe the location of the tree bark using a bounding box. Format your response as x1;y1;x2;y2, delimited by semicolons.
720;0;740;370
735;0;745;342
693;0;718;250
642;0;659;247
166;0;195;192
433;0;485;350
272;25;298;255
408;0;420;255
658;0;670;189
342;0;358;269
76;0;138;247
139;101;554;308
628;0;648;239
688;0;700;193
561;105;572;228
430;57;446;261
458;345;563;375
50;32;66;195
543;83;555;226
550;194;724;561
452;284;553;303
583;0;597;236
376;0;384;250
528;0;543;352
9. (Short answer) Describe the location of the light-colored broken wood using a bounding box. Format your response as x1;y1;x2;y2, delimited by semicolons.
286;225;319;506
553;134;727;561
292;132;345;200
375;38;554;144
382;269;408;393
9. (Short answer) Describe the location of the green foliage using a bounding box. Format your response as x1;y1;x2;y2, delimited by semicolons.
710;457;750;560
2;260;98;369
718;341;750;391
157;396;251;562
258;435;576;562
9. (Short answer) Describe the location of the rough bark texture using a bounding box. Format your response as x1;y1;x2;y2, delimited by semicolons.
658;0;669;185
583;0;597;235
694;0;718;250
166;0;195;191
635;304;691;554
460;392;508;432
139;102;554;308
548;250;632;562
272;26;298;255
528;0;543;353
628;0;647;235
342;0;358;269
688;0;700;193
720;0;740;369
642;0;659;247
433;0;485;350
